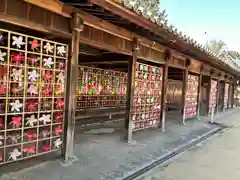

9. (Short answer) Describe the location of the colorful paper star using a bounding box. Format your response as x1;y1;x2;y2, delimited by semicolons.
26;131;37;141
10;116;22;127
0;118;4;128
43;87;51;96
29;39;40;50
9;148;22;161
56;99;64;109
43;42;54;54
43;71;52;81
12;36;25;49
41;144;50;152
39;114;51;125
0;50;6;62
27;84;38;96
55;112;63;122
12;53;24;64
43;57;54;68
10;100;23;112
23;144;36;154
11;68;24;82
55;126;63;136
28;69;38;82
0;86;6;95
57;46;66;56
27;101;37;112
54;138;62;148
26;114;38;127
56;72;64;83
0;135;3;146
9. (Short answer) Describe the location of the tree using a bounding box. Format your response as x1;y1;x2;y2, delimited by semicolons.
205;39;226;55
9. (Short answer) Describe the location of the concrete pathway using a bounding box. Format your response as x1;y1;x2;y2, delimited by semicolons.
0;109;238;180
141;109;240;180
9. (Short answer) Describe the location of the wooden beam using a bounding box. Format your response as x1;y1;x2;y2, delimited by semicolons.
0;13;71;39
23;0;71;18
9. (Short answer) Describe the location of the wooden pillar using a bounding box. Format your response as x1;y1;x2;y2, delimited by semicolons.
206;76;212;116
227;82;231;109
197;73;202;120
63;13;83;162
231;82;236;108
181;69;188;124
222;81;226;112
216;78;221;114
125;38;138;143
160;63;168;132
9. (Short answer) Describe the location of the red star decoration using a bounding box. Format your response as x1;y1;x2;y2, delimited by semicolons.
0;87;5;95
43;71;52;81
55;112;63;122
55;126;63;136
0;67;5;76
30;39;40;50
41;144;51;152
23;144;36;154
26;131;37;141
0;118;4;128
56;99;64;109
10;116;22;128
12;53;24;64
43;87;51;96
27;102;37;112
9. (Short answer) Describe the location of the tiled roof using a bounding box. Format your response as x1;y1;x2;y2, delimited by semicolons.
115;0;239;72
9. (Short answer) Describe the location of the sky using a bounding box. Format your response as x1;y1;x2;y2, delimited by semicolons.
160;0;240;51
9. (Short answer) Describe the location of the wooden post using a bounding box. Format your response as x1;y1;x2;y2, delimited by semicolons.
222;81;226;112
206;76;212;116
63;13;83;162
231;83;235;108
197;73;202;120
125;38;138;143
181;69;188;125
160;63;168;132
216;78;220;114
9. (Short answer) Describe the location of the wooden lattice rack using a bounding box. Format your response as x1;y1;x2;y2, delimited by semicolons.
224;83;229;108
185;74;199;118
132;62;163;131
0;28;67;165
76;66;127;110
209;79;217;114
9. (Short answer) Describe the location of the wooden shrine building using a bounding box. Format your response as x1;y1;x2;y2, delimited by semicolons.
0;0;239;165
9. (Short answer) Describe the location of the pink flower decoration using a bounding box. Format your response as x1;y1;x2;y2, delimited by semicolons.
10;116;22;128
55;126;63;136
26;131;37;141
12;53;24;64
56;99;64;109
41;144;51;152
